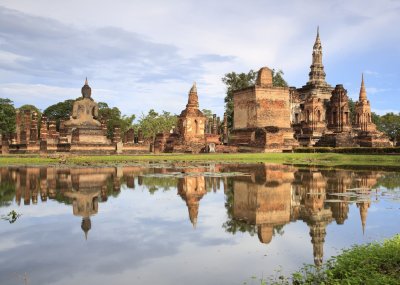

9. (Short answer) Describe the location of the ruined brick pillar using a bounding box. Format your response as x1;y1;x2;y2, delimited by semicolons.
29;112;38;144
208;118;213;134
24;110;32;143
204;120;209;134
15;110;21;143
112;126;121;143
217;116;221;135
223;113;228;144
137;128;144;144
212;114;217;135
125;128;134;144
101;120;108;136
58;120;68;144
40;115;48;141
20;129;27;145
1;134;9;154
48;120;57;139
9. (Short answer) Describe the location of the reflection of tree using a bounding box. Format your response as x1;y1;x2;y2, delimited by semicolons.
375;173;400;190
221;178;256;236
0;180;15;206
1;210;21;223
140;176;179;194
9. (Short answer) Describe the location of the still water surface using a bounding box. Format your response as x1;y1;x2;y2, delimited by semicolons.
0;164;399;285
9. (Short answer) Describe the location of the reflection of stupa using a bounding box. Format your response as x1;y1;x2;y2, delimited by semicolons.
177;176;206;228
227;165;378;266
357;201;370;235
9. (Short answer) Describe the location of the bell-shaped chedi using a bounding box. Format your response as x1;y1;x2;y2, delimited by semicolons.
353;75;392;147
354;74;376;132
255;67;273;87
177;83;206;143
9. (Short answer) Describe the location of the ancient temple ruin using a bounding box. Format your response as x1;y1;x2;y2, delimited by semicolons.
229;67;299;152
1;79;149;154
229;28;391;151
154;83;222;153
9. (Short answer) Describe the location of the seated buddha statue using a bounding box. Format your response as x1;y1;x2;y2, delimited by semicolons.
65;78;101;128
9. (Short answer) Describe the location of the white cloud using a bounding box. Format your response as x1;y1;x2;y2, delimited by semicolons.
0;0;399;115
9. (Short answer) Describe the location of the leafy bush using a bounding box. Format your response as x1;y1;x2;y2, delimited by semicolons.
265;235;400;285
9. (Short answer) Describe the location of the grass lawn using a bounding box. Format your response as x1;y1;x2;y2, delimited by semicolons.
265;234;400;285
0;152;400;168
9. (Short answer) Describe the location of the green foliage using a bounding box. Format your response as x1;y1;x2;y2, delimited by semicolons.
292;235;400;284
222;70;257;130
136;109;177;141
1;210;22;224
18;104;41;116
375;172;400;190
377;112;400;142
260;235;400;284
97;102;135;138
371;112;381;126
348;98;356;124
294;147;400;154
0;179;16;206
272;69;289;87
201;109;214;119
140;176;178;194
0;98;16;135
43;99;75;130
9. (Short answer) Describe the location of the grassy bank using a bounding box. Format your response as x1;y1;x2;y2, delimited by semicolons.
265;234;400;285
0;153;400;168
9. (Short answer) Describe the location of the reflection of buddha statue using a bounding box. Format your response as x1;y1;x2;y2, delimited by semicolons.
65;78;101;128
64;188;100;240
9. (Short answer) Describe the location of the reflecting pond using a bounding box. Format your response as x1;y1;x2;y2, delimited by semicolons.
0;164;399;285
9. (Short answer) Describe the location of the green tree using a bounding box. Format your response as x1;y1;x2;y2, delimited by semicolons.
43;99;75;130
222;68;288;129
348;98;356;124
97;102;135;138
0;98;16;135
377;112;400;143
136;109;177;141
201;109;213;119
272;69;289;87
18;104;41;116
222;70;257;130
371;112;381;127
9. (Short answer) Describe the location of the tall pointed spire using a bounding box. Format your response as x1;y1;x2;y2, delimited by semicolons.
359;73;367;101
308;27;327;86
186;82;199;109
315;26;321;46
85;77;88;85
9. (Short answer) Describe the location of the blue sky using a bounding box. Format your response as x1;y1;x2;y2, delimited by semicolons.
0;0;399;118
